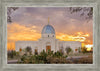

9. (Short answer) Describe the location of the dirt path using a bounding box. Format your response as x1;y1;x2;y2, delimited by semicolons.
8;60;18;64
66;56;88;59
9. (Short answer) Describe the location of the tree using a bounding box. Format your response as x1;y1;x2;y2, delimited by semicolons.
7;50;16;59
7;7;18;22
53;51;63;57
65;46;72;55
40;50;47;63
81;47;87;53
59;46;64;54
25;46;32;55
7;50;11;58
78;47;81;53
34;49;38;55
69;7;93;20
90;47;93;53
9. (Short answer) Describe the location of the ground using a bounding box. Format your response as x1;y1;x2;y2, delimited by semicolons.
7;53;93;64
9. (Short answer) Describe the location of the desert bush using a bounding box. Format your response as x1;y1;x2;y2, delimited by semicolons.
20;50;67;64
46;55;53;63
64;55;68;58
7;50;17;59
40;50;48;63
25;46;32;55
78;47;81;53
49;57;72;64
19;50;93;64
53;51;63;58
81;47;88;53
51;58;60;64
65;47;72;55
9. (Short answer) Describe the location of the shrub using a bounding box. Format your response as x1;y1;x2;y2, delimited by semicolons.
7;50;17;59
25;46;32;55
18;49;92;64
53;51;63;57
64;55;68;58
82;47;88;53
46;55;53;63
65;47;72;55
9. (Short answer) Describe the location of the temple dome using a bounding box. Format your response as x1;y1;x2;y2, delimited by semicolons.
42;24;55;34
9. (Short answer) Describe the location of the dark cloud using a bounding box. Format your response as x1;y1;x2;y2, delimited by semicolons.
8;7;93;44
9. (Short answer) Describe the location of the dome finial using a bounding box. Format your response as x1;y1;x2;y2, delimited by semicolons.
48;17;49;24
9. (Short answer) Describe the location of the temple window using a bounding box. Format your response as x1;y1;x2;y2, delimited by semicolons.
53;35;54;37
75;49;78;52
19;48;22;52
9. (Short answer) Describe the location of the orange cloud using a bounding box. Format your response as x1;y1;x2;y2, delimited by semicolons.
7;42;15;50
56;32;91;43
7;23;41;41
7;23;41;50
7;23;92;50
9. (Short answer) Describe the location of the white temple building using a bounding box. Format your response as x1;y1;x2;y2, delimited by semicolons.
15;19;81;54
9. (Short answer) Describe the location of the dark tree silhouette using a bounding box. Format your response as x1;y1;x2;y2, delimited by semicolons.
7;7;93;23
78;47;81;53
65;46;72;54
69;7;93;19
25;46;32;54
7;50;16;58
81;47;88;53
7;7;18;22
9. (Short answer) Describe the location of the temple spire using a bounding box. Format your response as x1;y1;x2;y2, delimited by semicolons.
48;17;49;24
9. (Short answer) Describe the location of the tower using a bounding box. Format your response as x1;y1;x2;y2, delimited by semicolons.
41;18;55;38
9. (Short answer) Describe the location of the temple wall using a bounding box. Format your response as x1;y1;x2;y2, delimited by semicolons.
15;39;81;55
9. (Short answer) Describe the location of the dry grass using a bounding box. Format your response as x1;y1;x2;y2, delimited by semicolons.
71;55;93;64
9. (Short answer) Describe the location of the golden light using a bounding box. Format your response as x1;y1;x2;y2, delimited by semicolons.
7;23;41;50
7;23;92;51
77;32;83;35
56;32;90;43
81;43;85;48
84;34;89;37
72;37;86;42
85;44;93;51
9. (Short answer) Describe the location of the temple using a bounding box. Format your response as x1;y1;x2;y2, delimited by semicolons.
15;18;81;54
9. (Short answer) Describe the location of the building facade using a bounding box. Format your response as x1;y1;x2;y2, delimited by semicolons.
15;22;81;54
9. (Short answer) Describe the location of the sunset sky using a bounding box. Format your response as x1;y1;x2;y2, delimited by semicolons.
7;7;93;50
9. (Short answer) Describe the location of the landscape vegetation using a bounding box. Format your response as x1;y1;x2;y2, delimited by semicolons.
7;46;93;64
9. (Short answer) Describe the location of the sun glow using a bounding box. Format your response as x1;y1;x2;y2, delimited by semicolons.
7;23;92;51
85;44;93;51
56;32;90;42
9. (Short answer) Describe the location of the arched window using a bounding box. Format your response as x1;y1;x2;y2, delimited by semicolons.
34;49;38;55
75;49;78;52
53;35;54;37
46;42;51;53
19;48;22;52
